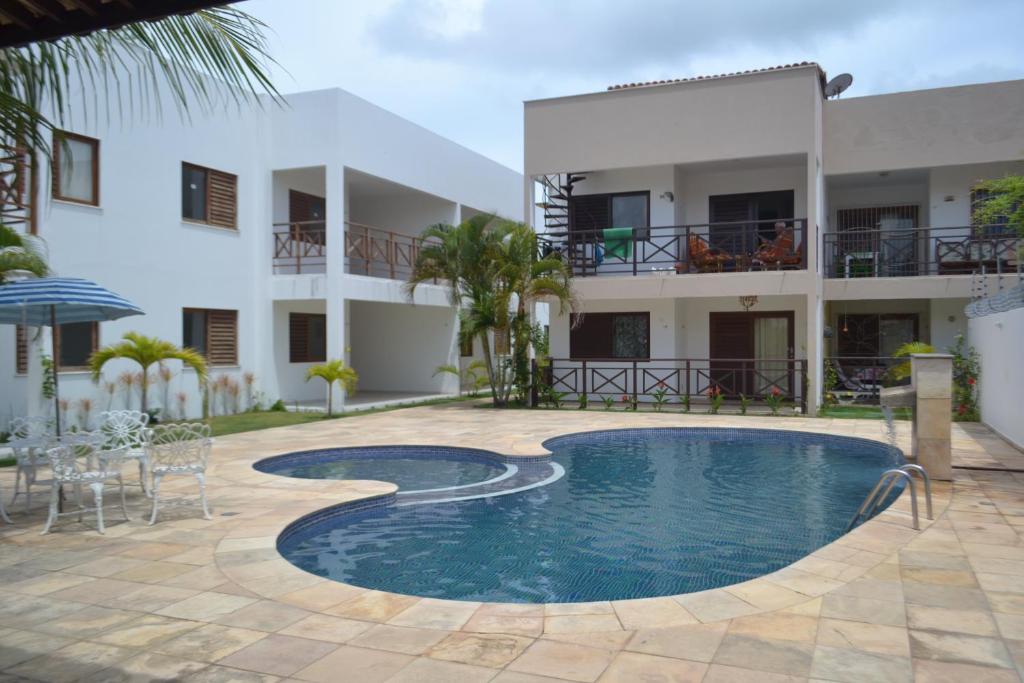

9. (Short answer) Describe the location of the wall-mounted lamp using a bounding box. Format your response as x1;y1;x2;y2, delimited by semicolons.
659;191;674;203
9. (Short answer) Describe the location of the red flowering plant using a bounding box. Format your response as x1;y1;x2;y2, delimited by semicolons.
621;393;637;411
764;385;784;416
707;385;724;414
950;334;980;421
652;380;670;412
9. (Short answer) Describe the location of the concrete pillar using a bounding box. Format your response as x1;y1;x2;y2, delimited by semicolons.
911;353;953;481
325;164;346;411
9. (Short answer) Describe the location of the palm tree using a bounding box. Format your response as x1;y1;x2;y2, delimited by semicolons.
407;215;576;406
89;332;207;414
305;359;358;417
1;7;281;159
0;224;48;283
889;341;937;382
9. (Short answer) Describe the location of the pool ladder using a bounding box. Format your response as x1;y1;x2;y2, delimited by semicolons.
847;464;933;532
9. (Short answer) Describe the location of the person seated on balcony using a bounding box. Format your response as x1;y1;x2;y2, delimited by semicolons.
679;234;731;273
753;221;802;269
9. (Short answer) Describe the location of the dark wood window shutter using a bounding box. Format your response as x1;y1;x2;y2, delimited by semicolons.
570;312;650;360
569;195;610;233
15;324;28;375
206;309;238;365
207;170;237;229
289;313;326;363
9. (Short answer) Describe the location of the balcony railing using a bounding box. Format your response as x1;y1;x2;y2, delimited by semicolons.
273;221;326;274
344;221;437;280
825;356;903;405
271;221;439;280
538;357;808;412
539;219;808;277
823;225;1021;278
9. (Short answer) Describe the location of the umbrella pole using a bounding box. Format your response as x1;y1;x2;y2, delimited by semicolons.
51;305;65;513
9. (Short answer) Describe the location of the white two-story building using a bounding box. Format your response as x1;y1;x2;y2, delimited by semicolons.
2;86;521;423
525;63;1023;411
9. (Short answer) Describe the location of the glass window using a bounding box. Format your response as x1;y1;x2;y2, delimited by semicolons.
611;194;647;229
182;164;208;222
53;133;98;205
57;322;96;368
570;312;650;359
611;314;649;358
183;309;207;355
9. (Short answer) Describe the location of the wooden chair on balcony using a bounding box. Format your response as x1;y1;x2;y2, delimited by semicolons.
753;224;803;270
678;234;730;273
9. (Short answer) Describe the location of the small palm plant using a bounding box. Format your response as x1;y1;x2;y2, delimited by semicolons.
305;359;358;417
889;341;936;383
89;332;207;414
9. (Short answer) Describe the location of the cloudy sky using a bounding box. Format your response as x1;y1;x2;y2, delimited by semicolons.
244;0;1024;172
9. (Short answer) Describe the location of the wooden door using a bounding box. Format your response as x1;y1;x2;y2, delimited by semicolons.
709;312;794;397
289;189;326;242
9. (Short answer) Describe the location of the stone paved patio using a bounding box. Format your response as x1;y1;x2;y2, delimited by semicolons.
1;403;1023;682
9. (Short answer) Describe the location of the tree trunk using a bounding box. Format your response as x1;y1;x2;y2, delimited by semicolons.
480;334;500;406
140;368;149;414
326;380;333;417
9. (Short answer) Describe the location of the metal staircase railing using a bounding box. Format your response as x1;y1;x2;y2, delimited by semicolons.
847;464;932;531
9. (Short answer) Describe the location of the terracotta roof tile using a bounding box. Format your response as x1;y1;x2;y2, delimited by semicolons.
608;62;824;91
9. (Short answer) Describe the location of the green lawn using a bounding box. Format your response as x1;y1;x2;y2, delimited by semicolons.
820;405;912;420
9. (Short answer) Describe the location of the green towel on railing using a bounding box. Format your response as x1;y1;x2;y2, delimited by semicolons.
603;227;633;260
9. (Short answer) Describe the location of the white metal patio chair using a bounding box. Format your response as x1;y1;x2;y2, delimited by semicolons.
7;416;54;513
41;435;130;535
98;410;152;497
145;423;213;525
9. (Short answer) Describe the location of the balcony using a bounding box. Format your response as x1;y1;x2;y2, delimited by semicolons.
272;220;439;280
823;225;1021;278
540;219;808;277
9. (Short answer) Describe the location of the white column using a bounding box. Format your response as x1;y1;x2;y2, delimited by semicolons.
325;164;346;411
804;150;825;412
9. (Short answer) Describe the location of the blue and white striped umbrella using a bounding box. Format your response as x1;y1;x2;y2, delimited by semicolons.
0;277;143;326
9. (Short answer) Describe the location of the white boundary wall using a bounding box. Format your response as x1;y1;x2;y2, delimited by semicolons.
969;306;1024;449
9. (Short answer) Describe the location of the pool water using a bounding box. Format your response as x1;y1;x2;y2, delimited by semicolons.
254;446;507;492
278;429;903;603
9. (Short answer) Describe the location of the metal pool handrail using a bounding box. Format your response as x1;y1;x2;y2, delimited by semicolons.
847;464;932;532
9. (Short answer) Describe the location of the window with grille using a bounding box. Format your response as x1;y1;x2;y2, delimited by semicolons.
183;308;237;365
835;205;918;232
289;313;326;363
569;312;650;359
182;162;237;229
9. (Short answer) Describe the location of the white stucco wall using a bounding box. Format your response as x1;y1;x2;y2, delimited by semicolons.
348;301;458;394
969;307;1024;449
824;79;1024;175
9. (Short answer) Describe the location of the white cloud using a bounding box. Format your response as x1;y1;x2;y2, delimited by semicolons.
241;0;1024;172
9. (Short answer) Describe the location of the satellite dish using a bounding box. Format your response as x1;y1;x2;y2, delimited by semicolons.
824;73;853;98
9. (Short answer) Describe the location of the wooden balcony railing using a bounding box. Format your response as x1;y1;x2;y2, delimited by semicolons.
344;221;437;280
539;219;808;277
823;224;1021;278
538;357;808;412
273;221;326;274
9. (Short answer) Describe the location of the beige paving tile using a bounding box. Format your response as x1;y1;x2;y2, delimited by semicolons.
32;604;139;638
291;645;412;683
110;560;196;584
821;594;907;627
702;663;806;682
902;583;990;611
326;590;419;622
986;592;1024;615
428;632;534;668
276;581;364;610
99;583;201;612
541;630;632;651
612;597;696;629
347;624;449;655
724;581;807;611
626;622;727;663
0;629;77;669
544;614;623;634
810;644;912;683
94;614;203;648
183;664;281;682
385;657;497;683
544;602;613;616
155;623;268;662
674;591;761;623
7;641;134;683
712;634;814;677
976;573;1024;595
817;618;910;657
902;567;978;587
387;597;481;631
155;591;258;621
727;612;819;643
218;634;337;677
909;630;1015;669
911;658;1022;682
463;612;544;637
596;651;707;682
214;599;312;632
278;613;374;643
492;673;571;683
992;612;1024;640
906;605;999;636
507;640;616;683
79;652;208;682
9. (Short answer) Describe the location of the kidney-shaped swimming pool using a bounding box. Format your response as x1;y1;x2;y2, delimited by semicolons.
273;428;904;603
